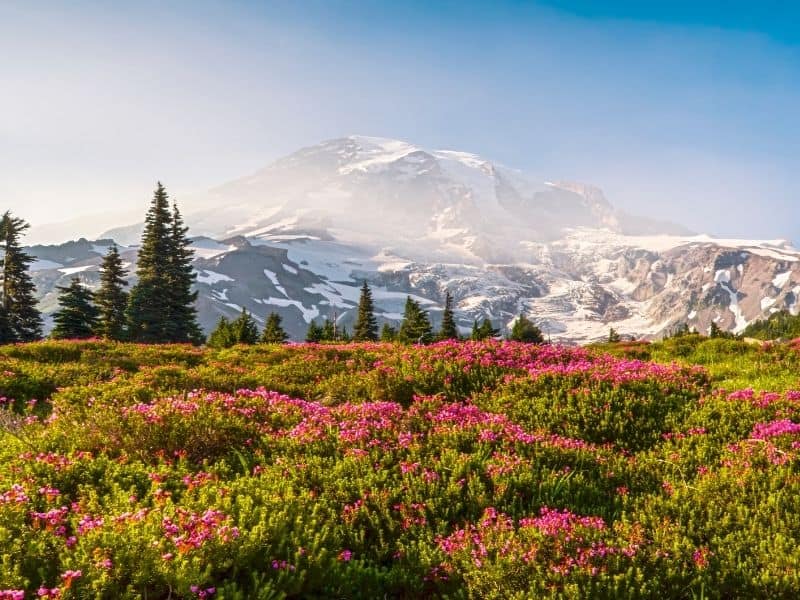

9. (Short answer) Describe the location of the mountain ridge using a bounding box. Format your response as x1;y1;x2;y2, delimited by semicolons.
26;135;800;342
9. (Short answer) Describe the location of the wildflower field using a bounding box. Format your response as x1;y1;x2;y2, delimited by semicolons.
1;336;800;598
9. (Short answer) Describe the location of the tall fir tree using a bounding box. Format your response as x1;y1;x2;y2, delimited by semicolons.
207;310;258;348
321;318;336;341
397;297;433;344
230;309;259;345
128;185;201;344
471;318;499;341
0;212;42;343
380;323;397;342
51;277;99;340
165;203;202;343
305;320;323;343
207;316;234;349
261;312;289;344
127;183;173;343
0;304;11;344
438;291;459;340
94;244;129;340
353;281;378;341
508;313;544;344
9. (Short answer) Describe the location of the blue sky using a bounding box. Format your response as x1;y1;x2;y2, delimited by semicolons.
2;1;800;242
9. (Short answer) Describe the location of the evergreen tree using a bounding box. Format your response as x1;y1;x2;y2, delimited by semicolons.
206;310;258;348
321;318;336;341
709;321;724;338
380;323;397;342
261;312;289;344
353;281;378;341
94;244;128;340
665;322;691;339
127;183;174;343
0;212;42;342
51;277;99;340
128;185;201;344
165;203;202;343
508;313;544;344
471;318;499;341
0;306;11;345
207;316;234;348
608;327;621;343
231;309;259;345
397;297;433;344
438;291;459;340
305;320;323;343
742;310;800;341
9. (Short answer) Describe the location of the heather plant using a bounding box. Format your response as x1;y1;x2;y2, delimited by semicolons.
0;339;799;597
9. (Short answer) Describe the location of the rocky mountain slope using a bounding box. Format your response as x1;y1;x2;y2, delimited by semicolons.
27;136;800;342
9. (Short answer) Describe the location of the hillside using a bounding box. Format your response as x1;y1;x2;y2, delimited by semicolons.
1;338;800;597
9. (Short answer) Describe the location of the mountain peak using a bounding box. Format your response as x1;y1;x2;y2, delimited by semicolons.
171;134;691;261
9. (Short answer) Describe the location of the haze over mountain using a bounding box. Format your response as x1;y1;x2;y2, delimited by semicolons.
8;2;800;246
25;136;800;342
102;136;690;250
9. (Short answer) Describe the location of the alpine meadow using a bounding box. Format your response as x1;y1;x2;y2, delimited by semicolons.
5;1;800;598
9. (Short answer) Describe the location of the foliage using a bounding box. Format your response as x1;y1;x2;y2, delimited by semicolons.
305;320;323;343
0;212;42;343
127;184;201;344
261;312;288;344
742;309;800;341
353;281;378;342
164;204;203;344
380;323;397;342
207;310;258;348
508;313;544;344
321;318;336;342
94;244;128;341
438;291;459;340
471;318;499;341
0;339;799;597
51;278;99;340
397;297;433;344
229;309;259;345
708;321;734;339
207;317;232;349
663;322;697;340
126;183;173;343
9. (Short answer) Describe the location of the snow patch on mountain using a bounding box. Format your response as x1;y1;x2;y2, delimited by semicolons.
196;270;234;285
773;271;791;288
31;259;63;272
33;136;800;342
58;265;93;276
263;269;288;297
261;297;320;323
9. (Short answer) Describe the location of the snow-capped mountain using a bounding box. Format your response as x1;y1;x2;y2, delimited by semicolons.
104;136;687;258
29;136;800;341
